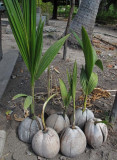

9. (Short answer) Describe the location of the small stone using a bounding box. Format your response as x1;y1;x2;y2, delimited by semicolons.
37;156;42;160
104;103;108;108
5;25;12;34
11;75;17;79
114;65;117;69
59;156;67;160
26;150;32;156
108;54;113;57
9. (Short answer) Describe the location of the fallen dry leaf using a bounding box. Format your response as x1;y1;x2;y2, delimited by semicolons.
79;88;110;107
24;109;29;118
6;115;12;120
96;50;102;55
92;39;100;44
54;67;60;74
109;47;115;50
14;114;24;122
107;64;113;68
20;69;24;73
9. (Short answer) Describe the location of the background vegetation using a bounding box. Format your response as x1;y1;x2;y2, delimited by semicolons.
57;3;117;24
97;4;117;24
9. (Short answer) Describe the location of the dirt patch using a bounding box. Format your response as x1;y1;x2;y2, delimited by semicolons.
0;19;117;160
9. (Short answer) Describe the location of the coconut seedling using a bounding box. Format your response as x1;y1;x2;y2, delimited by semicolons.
12;94;43;143
32;94;60;159
45;71;73;134
85;118;108;148
70;27;103;129
60;61;86;158
4;0;69;143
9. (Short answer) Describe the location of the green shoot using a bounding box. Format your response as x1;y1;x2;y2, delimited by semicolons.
41;94;56;131
59;78;72;116
4;0;69;118
12;94;33;112
59;61;77;126
72;61;77;128
72;27;103;112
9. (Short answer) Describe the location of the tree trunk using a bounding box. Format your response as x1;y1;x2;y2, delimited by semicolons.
0;14;3;61
52;0;57;19
79;0;83;6
109;92;117;124
63;0;75;60
68;0;102;46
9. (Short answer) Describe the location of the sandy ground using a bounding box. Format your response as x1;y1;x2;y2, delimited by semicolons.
0;19;117;160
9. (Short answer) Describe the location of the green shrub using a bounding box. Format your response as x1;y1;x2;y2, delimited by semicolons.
58;5;78;18
97;4;117;24
37;0;53;16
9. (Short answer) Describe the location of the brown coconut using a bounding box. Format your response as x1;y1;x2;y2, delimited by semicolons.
32;127;60;159
46;113;70;134
18;117;43;143
70;108;94;129
85;118;108;148
60;126;86;157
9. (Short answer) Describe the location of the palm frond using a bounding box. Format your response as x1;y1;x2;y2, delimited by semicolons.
3;0;30;70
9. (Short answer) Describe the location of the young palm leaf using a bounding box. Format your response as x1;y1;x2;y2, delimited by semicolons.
72;27;103;80
59;78;72;110
71;61;77;128
72;27;103;112
4;0;69;118
59;79;68;107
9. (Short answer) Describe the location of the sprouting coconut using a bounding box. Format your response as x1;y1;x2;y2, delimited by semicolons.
70;27;103;130
60;61;86;158
4;0;69;145
18;116;43;143
46;75;73;134
32;94;60;159
13;94;43;143
70;107;94;129
85;118;108;149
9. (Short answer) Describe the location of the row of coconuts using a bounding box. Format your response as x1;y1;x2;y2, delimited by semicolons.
17;59;108;159
15;27;108;159
18;103;108;159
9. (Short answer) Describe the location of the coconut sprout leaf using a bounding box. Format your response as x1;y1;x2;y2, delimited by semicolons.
87;72;98;95
59;79;68;106
12;94;28;100
3;0;30;71
24;96;32;110
67;70;72;87
34;20;44;76
82;27;95;80
80;67;88;95
66;88;72;107
35;34;70;79
72;61;77;101
71;30;83;49
42;94;56;130
30;0;36;68
95;59;103;71
92;47;103;71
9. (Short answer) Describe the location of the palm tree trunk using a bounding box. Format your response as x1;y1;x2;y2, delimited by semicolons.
79;0;83;6
0;14;3;61
109;92;117;124
63;0;75;60
69;0;102;45
52;0;58;19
